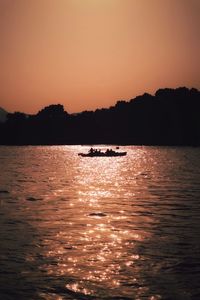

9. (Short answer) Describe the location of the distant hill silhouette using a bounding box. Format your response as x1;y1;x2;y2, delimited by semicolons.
0;87;200;146
0;107;8;123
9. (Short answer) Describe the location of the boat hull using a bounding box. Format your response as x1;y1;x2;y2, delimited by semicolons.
78;152;127;157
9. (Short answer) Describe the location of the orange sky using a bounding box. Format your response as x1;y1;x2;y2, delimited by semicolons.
0;0;200;114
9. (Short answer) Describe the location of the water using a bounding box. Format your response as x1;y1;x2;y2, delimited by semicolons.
0;146;200;300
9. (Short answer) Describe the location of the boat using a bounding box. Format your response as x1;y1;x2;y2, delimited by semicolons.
78;148;127;157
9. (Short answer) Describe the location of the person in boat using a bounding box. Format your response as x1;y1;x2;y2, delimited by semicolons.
89;147;94;154
95;149;102;155
106;148;115;154
89;148;102;155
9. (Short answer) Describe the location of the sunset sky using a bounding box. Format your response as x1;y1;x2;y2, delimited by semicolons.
0;0;200;114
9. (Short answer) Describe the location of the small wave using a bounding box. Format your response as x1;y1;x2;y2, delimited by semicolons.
0;190;9;194
88;212;107;217
26;197;42;201
45;285;96;300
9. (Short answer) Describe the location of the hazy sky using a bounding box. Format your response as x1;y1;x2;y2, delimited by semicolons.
0;0;200;113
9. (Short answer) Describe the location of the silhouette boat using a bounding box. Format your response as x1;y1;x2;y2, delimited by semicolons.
78;148;127;157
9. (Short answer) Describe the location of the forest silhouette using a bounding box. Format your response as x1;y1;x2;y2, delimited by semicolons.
0;87;200;146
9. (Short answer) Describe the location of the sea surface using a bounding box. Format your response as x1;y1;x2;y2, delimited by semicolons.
0;146;200;300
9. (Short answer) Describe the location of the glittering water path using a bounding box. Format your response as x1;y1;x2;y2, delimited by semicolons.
0;146;200;299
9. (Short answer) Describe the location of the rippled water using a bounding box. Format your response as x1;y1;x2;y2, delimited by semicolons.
0;146;200;300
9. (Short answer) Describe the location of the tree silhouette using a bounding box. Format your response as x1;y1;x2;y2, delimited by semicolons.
0;87;199;146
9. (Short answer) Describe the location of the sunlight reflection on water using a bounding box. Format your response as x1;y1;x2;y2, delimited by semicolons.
0;146;200;299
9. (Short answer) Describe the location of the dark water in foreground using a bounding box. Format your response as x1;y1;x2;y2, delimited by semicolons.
0;146;200;300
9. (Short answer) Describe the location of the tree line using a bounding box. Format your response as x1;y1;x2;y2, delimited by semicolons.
0;87;200;146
